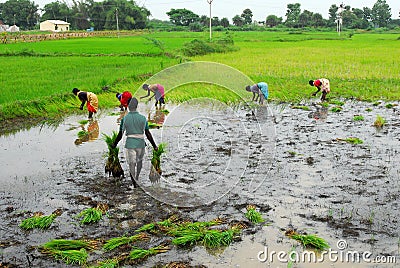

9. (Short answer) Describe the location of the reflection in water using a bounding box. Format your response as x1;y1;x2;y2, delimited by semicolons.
148;108;166;125
308;106;328;121
74;120;99;145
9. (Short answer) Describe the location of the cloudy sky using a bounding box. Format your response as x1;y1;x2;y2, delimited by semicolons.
4;0;400;21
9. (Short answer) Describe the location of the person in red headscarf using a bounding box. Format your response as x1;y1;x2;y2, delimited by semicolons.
309;78;330;101
116;91;133;111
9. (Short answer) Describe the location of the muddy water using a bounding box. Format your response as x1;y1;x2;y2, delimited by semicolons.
0;100;399;268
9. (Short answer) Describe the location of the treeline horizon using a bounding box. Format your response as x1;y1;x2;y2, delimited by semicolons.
0;0;399;31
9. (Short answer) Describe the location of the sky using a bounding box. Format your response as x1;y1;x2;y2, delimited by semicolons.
4;0;400;21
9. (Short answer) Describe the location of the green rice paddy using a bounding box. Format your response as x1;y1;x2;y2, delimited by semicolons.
1;30;399;122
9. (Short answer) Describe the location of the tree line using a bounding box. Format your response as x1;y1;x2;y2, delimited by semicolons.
0;0;398;31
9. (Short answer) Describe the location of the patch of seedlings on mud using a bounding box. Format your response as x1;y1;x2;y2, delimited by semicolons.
148;121;162;129
330;106;342;113
373;101;381;106
89;257;120;268
77;130;89;138
374;115;386;128
77;203;108;225
329;100;345;106
291;105;310;111
245;205;264;223
353;115;364;121
103;131;124;178
19;209;61;230
78;119;89;125
385;103;396;109
365;108;373;112
285;230;329;251
160;109;170;114
103;233;149;251
337;137;364;145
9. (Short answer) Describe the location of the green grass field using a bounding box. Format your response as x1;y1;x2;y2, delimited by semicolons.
1;30;399;121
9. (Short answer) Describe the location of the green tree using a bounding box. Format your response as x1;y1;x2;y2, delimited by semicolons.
285;3;301;28
241;8;253;25
232;14;244;26
265;15;282;27
0;0;38;29
41;1;72;22
371;0;391;27
328;4;339;27
199;15;208;26
211;16;219;26
298;10;312;27
311;13;325;27
166;8;199;26
220;17;229;27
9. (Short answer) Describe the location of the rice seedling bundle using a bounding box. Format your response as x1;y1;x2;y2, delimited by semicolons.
285;230;329;251
77;207;104;224
41;239;96;251
245;205;264;223
374;115;386;128
92;258;120;268
129;245;170;261
135;222;156;233
103;131;124;178
149;143;167;181
19;213;57;230
51;248;88;265
103;233;149;251
171;230;204;246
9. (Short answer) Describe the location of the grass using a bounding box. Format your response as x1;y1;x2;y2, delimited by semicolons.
374;115;386;128
77;130;89;138
291;105;310;111
245;205;264;223
79;119;89;125
103;131;124;178
331;106;342;112
19;213;57;230
285;230;329;251
337;137;364;144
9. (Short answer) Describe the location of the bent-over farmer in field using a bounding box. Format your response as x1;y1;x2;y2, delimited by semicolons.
309;78;330;101
245;82;269;105
112;98;158;188
116;91;133;111
72;88;98;119
140;83;165;108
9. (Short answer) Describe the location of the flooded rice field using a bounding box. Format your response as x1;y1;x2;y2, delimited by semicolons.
0;100;399;268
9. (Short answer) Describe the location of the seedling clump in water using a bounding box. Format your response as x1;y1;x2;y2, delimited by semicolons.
245;205;264;223
103;131;124;178
285;230;329;251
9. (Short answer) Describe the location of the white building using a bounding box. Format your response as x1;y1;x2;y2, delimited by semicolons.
40;20;70;32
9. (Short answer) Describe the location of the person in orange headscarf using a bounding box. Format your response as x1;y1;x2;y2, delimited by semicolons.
309;78;330;101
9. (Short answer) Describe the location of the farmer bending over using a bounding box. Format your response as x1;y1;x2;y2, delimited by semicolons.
245;82;269;105
140;83;165;108
116;91;132;111
112;98;158;188
309;78;330;101
72;88;98;119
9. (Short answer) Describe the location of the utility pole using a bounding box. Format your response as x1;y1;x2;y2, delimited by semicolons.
116;8;120;38
207;0;213;40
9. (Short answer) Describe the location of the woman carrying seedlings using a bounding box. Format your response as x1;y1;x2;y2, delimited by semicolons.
116;91;133;111
72;88;98;119
112;98;158;188
140;83;165;108
245;82;268;105
309;78;330;101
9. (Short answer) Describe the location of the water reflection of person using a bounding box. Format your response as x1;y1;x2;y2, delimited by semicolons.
148;109;166;126
308;106;328;121
74;120;99;145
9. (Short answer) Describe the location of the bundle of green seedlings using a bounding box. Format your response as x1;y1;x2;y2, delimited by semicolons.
103;131;124;178
103;233;149;251
77;130;89;139
134;215;179;234
19;210;61;230
285;230;330;251
77;203;108;225
245;205;264;223
89;257;120;268
40;239;98;266
129;245;170;261
150;143;167;176
148;121;162;129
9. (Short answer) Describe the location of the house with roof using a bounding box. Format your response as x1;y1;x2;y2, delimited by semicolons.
40;20;70;32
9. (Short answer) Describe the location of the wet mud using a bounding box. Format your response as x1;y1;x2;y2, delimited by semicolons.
0;100;399;267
